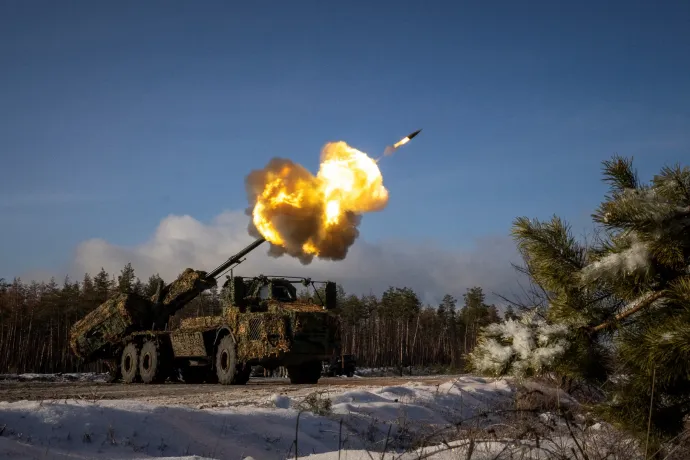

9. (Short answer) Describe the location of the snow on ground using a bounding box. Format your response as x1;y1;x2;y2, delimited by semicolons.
0;376;517;459
0;373;109;383
355;366;448;377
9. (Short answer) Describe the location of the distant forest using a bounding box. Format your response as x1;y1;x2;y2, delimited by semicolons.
0;264;506;374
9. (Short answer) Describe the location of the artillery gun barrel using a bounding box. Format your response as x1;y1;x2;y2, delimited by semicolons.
69;237;268;364
206;237;266;280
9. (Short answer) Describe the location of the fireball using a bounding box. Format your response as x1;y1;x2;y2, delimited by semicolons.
245;141;388;263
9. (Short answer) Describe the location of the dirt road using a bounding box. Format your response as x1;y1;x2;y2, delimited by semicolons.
0;375;461;407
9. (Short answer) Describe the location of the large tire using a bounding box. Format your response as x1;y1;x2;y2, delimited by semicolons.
215;335;237;385
120;343;139;384
139;340;168;384
288;361;322;384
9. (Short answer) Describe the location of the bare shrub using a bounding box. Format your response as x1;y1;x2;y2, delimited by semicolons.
297;391;332;416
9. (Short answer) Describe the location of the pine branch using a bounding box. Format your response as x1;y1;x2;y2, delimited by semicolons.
653;164;690;204
591;290;665;332
511;215;586;294
601;155;639;193
593;186;690;233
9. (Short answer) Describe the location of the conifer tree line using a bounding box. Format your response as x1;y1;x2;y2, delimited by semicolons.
0;261;502;374
335;287;500;369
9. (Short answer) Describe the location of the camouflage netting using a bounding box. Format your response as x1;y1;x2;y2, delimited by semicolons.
262;299;324;313
69;293;154;361
220;309;290;361
156;268;217;312
178;315;225;330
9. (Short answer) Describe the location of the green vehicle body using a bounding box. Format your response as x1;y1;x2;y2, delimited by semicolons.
69;238;342;385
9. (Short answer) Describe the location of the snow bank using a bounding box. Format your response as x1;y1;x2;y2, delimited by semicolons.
0;376;515;459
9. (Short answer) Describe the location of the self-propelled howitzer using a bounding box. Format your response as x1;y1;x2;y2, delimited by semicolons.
69;238;266;368
69;236;342;385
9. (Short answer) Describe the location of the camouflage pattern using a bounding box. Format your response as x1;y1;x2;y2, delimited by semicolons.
169;331;208;357
68;237;342;382
153;269;217;317
178;315;225;330
266;300;325;313
169;287;339;366
69;293;153;360
70;269;219;364
231;310;292;361
169;316;224;357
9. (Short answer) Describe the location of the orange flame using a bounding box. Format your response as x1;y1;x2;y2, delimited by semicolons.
247;141;388;261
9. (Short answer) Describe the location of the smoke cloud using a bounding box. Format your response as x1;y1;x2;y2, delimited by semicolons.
383;145;396;156
244;142;388;265
244;157;361;265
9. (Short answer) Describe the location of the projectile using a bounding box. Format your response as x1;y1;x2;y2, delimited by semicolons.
407;129;422;140
381;128;423;157
392;128;422;149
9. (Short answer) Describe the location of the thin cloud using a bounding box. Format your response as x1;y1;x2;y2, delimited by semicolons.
71;210;528;307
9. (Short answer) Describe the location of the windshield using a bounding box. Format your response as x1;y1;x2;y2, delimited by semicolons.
272;284;295;302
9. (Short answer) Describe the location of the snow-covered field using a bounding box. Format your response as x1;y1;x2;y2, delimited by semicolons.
0;375;517;459
354;366;449;377
0;373;109;383
0;375;643;459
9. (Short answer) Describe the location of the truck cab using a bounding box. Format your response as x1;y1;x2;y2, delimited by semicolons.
165;275;341;385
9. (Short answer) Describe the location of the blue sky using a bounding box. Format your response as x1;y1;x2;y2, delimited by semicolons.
1;1;689;287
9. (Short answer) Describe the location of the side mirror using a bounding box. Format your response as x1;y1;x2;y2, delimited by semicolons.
325;282;337;310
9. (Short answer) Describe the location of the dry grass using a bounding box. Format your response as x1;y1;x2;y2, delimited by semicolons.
285;379;690;460
297;390;333;416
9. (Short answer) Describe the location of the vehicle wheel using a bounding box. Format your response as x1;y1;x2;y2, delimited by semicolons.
232;363;251;385
215;335;237;385
120;343;139;384
288;361;322;384
139;340;168;384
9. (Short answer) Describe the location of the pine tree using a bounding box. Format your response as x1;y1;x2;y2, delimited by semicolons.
93;268;112;304
471;155;690;445
504;305;518;320
80;273;96;317
81;273;94;299
583;156;690;441
510;213;611;384
132;278;145;296
117;263;136;294
145;274;165;298
437;300;447;320
459;287;500;352
340;294;367;326
438;294;456;322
